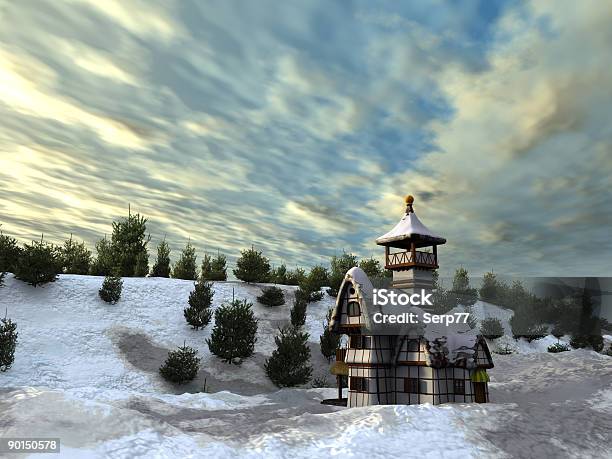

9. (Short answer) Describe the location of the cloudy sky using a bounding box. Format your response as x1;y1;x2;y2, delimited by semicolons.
1;0;611;277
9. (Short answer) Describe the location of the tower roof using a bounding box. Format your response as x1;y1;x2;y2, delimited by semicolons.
375;195;446;249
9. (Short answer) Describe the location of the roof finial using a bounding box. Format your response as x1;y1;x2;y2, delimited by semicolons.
404;194;414;214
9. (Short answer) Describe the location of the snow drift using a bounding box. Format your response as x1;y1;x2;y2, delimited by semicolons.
0;275;610;458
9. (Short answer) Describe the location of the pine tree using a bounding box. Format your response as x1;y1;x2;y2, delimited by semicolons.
0;229;22;273
0;314;18;372
60;234;92;275
173;241;198;280
0;271;5;288
431;287;455;314
297;265;328;302
200;253;213;280
210;253;227;281
480;317;504;339
305;265;329;291
207;299;258;363
285;267;306;286
569;287;604;351
328;252;358;296
14;236;61;287
257;286;285;306
159;343;200;384
270;264;288;284
90;236;115;276
151;239;171;278
233;247;270;283
320;308;340;362
265;326;312;387
450;267;478;306
184;279;214;329
134;252;149;277
290;296;307;328
110;207;151;277
479;271;499;302
359;258;383;278
99;271;123;304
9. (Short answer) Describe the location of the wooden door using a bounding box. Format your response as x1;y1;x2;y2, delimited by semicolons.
473;382;487;403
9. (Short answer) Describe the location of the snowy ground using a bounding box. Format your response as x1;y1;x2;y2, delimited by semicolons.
1;275;611;458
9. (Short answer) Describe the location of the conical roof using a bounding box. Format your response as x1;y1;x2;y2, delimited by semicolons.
375;195;446;248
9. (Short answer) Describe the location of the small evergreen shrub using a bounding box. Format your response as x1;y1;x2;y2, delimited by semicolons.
99;272;123;304
480;317;504;339
210;253;228;281
603;344;612;357
285;267;306;286
524;325;548;342
306;265;329;291
233;247;270;283
265;326;312;387
295;286;323;304
0;272;5;288
60;235;91;275
159;343;200;383
14;237;61;287
358;258;384;278
290;296;307;328
492;344;514;355
172;241;198;280
257;286;285;306
450;267;478;307
328;252;358;296
201;253;227;281
207;299;258;363
570;334;604;352
0;230;21;273
90;237;114;276
184;279;214;329
133;252;149;277
310;374;331;388
0;315;18;372
547;343;570;353
320;308;340;362
110;209;150;277
270;264;288;284
151;239;171;277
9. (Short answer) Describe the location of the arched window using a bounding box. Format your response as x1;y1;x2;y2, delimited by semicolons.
347;300;361;317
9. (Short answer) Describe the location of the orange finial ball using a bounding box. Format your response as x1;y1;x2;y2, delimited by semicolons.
405;195;414;205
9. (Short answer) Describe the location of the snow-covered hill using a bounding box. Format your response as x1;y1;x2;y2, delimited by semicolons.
0;274;335;395
1;275;610;458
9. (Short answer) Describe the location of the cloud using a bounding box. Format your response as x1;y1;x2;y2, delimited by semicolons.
370;0;612;276
0;0;610;277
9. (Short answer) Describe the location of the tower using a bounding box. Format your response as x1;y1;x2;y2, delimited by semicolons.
375;195;446;291
326;194;493;408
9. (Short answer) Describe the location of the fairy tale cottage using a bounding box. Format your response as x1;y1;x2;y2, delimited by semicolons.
329;195;493;408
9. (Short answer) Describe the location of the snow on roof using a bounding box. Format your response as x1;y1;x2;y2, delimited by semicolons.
376;211;445;245
330;267;375;331
375;196;445;246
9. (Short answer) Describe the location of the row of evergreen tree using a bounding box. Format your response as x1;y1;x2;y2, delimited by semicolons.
0;213;390;290
433;267;607;351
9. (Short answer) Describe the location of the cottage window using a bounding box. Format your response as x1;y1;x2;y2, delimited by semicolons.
404;378;418;393
347;301;361;317
407;340;419;352
350;376;368;392
350;335;371;349
454;379;465;395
